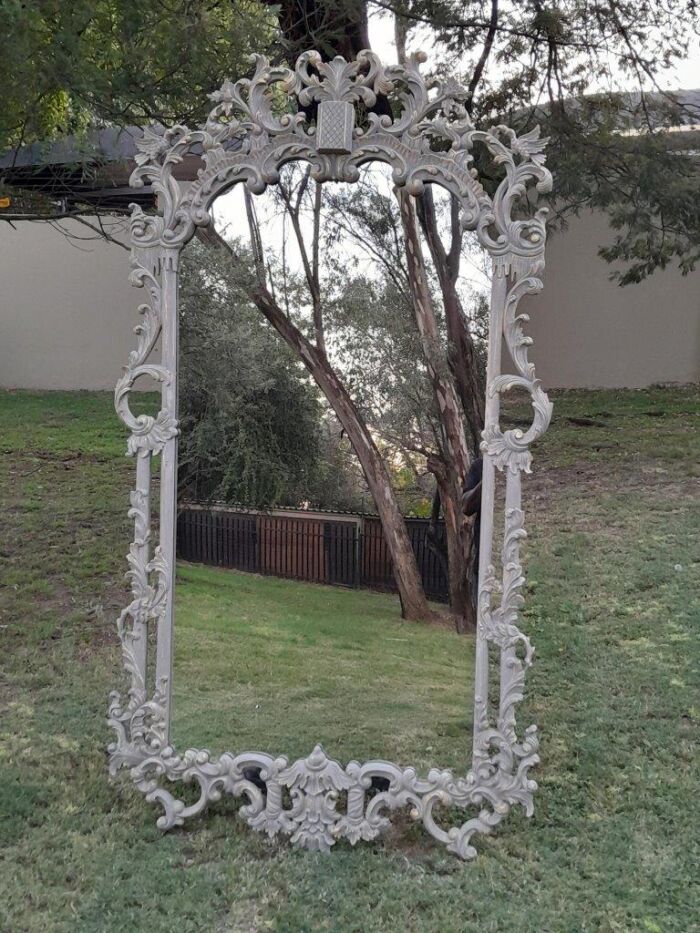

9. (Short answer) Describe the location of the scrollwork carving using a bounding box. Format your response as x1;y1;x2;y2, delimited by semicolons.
128;48;551;268
475;266;550;785
108;48;552;861
482;275;553;472
114;226;178;456
107;739;539;860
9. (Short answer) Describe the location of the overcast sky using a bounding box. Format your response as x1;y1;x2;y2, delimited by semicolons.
367;8;699;93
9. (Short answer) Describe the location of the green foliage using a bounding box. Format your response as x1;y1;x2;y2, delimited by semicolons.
178;239;325;506
4;0;696;282
318;175;483;504
1;386;698;930
321;180;438;429
329;271;431;442
374;1;700;283
545;98;700;284
0;0;274;152
310;422;376;513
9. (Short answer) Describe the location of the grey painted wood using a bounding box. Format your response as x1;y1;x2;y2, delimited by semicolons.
107;49;553;859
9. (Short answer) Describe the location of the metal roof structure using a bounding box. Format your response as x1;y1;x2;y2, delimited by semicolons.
0;125;206;212
0;126;155;210
1;89;697;215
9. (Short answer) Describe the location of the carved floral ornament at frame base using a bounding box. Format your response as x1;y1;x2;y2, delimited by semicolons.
108;49;553;860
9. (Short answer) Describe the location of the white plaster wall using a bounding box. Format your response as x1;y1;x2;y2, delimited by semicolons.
1;209;698;391
521;210;700;389
0;217;139;390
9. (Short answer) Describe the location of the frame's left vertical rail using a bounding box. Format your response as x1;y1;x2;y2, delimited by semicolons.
154;248;180;744
130;451;152;688
109;226;177;766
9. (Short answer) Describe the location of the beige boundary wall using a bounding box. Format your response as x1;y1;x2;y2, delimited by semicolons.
0;209;698;391
0;217;138;391
523;210;700;389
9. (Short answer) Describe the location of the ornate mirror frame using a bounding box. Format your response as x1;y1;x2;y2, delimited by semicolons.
107;50;553;860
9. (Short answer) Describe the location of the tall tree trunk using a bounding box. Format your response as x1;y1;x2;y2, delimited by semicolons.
392;11;479;632
426;485;449;583
262;0;370;64
398;190;476;632
250;281;433;623
416;189;485;455
239;171;434;622
430;459;475;635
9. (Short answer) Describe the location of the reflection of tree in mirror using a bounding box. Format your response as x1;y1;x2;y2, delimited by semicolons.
209;162;490;630
204;178;436;622
178;238;324;507
179;235;374;513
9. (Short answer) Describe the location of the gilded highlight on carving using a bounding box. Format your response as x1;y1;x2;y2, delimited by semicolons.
108;48;552;859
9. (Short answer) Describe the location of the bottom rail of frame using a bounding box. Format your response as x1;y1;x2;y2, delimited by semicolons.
107;736;539;860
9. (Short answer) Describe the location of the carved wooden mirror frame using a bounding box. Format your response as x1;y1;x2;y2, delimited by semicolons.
107;49;553;860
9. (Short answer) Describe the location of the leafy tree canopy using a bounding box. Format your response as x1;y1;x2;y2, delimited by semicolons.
179;238;326;507
1;0;273;152
2;0;698;281
375;0;700;283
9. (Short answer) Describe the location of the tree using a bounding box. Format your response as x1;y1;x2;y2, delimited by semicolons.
262;0;371;62
0;1;274;221
178;238;325;507
207;172;436;622
319;177;485;631
257;0;698;631
226;160;488;629
378;0;700;283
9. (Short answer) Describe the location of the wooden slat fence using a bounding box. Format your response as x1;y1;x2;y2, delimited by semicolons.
177;506;448;601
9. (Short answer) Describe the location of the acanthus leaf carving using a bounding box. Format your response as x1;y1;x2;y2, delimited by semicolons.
128;48;551;271
114;238;179;456
107;738;539;860
109;48;551;862
482;275;553;472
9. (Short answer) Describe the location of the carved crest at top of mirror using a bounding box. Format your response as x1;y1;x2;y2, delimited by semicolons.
108;48;553;861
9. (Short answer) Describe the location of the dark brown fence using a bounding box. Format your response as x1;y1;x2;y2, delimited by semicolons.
177;506;448;602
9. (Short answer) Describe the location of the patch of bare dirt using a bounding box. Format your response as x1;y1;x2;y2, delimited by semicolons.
525;460;699;505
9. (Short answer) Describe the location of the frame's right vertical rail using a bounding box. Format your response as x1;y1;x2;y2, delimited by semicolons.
499;466;522;740
472;264;552;782
130;452;152;687
154;248;180;745
473;266;507;753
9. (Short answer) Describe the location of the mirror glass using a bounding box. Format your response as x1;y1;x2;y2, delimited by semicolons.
170;164;490;772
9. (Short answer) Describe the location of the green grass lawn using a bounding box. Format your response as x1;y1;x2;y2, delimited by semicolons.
1;386;699;932
173;565;473;770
